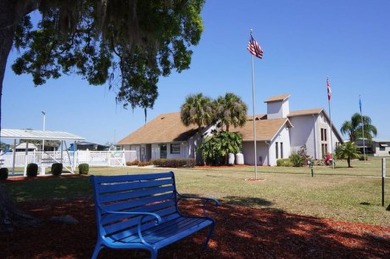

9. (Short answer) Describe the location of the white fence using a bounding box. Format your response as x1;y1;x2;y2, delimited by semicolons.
0;150;137;169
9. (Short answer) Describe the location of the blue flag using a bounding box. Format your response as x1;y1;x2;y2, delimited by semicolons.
359;96;362;114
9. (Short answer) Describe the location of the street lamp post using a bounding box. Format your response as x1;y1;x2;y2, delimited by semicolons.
41;111;46;175
42;111;46;152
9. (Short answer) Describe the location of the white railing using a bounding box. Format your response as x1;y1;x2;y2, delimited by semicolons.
0;150;137;169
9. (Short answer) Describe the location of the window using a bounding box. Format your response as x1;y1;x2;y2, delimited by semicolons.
321;144;328;158
170;143;180;154
275;142;279;159
280;142;284;159
321;128;327;141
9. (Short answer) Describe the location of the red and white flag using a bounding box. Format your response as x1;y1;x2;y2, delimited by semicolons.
247;34;263;59
326;78;332;101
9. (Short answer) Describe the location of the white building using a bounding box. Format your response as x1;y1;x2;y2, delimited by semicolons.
356;138;390;156
117;94;343;166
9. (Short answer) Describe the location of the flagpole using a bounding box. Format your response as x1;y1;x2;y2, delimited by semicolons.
359;95;366;159
327;78;334;169
247;29;263;179
328;100;335;168
250;48;258;179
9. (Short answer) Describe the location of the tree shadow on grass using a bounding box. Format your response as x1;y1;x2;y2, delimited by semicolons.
224;196;273;207
0;198;389;259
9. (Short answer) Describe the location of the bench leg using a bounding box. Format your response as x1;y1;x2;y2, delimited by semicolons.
150;249;158;259
91;242;103;259
202;222;215;250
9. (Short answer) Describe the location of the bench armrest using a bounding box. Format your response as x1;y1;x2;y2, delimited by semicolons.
100;207;162;246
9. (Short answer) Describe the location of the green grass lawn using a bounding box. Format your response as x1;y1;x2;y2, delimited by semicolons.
5;156;390;226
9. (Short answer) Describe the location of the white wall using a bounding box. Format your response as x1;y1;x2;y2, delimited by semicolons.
373;142;390;156
267;99;290;119
242;125;290;166
242;141;269;165
269;126;291;165
151;144;159;160
165;142;189;159
289;115;317;158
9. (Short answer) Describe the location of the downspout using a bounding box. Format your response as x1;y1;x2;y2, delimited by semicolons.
23;142;28;176
12;139;16;174
72;141;76;171
265;140;270;166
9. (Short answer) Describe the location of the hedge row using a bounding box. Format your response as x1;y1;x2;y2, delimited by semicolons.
126;158;195;168
152;158;195;168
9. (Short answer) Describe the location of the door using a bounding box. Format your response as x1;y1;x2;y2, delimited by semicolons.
160;144;167;159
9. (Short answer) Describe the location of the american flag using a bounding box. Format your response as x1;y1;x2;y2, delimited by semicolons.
327;78;332;101
247;34;263;59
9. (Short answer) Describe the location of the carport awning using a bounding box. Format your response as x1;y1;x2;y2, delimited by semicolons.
0;129;85;141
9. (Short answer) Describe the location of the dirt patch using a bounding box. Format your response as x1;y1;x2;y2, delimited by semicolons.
1;198;389;258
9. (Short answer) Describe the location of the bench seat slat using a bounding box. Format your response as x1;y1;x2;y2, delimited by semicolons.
93;173;173;185
101;200;178;227
102;193;175;212
99;185;175;204
112;216;213;248
97;178;174;194
101;205;178;230
104;212;183;241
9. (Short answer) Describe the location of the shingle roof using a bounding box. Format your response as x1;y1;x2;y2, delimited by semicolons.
117;112;199;145
118;112;293;145
232;118;292;141
264;94;290;103
288;108;323;117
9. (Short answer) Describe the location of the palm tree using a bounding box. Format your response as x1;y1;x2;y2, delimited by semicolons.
214;93;247;132
180;93;213;131
340;113;377;142
335;142;361;168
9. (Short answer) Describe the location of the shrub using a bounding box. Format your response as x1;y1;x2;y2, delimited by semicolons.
0;168;8;181
27;163;38;177
78;163;89;175
198;131;242;166
126;160;139;166
138;161;152;167
289;151;304;167
288;145;311;167
51;163;63;176
277;159;292;167
152;158;195;168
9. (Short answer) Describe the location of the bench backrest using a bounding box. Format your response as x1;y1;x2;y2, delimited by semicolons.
90;172;179;241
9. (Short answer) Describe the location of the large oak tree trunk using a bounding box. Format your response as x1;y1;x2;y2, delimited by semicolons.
0;183;42;232
0;0;40;232
0;0;17;126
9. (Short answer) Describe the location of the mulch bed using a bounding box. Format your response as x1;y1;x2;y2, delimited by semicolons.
1;197;389;259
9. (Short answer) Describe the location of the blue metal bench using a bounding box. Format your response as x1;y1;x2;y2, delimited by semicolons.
90;171;219;259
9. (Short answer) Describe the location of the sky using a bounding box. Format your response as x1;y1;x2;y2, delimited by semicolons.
2;0;390;145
